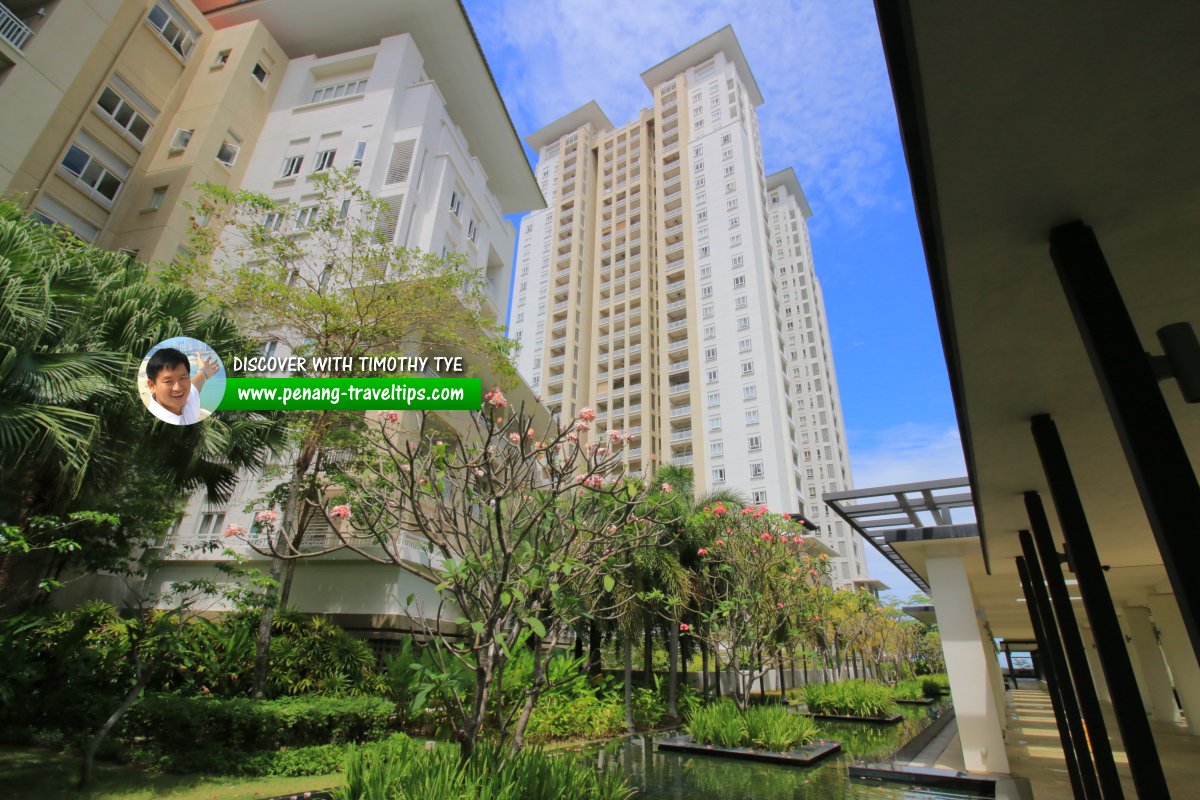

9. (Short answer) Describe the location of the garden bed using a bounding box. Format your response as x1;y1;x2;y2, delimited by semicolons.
894;697;936;706
656;734;842;765
808;712;904;725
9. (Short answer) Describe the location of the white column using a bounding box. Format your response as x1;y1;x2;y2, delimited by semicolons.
980;621;1008;736
1117;611;1154;709
1148;593;1200;735
1124;605;1179;723
1078;625;1111;704
927;551;1010;773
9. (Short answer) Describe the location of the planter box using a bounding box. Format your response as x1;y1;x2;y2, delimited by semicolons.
656;735;841;765
809;712;904;724
895;697;936;706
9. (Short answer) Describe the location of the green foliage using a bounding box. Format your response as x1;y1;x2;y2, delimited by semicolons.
803;680;898;718
892;679;927;701
687;701;818;752
922;674;951;696
383;637;473;728
525;691;625;744
123;693;396;760
336;734;634;800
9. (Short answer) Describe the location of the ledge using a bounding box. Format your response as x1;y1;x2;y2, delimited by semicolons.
655;735;841;766
895;697;937;706
808;712;904;725
849;764;999;797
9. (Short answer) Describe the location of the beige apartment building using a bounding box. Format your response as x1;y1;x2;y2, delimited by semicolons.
509;28;870;587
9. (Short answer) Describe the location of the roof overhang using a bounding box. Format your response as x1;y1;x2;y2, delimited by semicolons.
902;605;937;626
640;25;764;106
873;1;1199;638
525;101;613;152
765;168;813;218
197;0;544;213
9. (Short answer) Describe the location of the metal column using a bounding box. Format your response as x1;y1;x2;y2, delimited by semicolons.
1049;220;1200;664
1032;413;1171;799
1017;556;1090;800
1025;495;1125;798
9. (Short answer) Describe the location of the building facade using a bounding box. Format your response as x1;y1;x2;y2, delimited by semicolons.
508;29;867;587
18;0;548;636
766;169;867;584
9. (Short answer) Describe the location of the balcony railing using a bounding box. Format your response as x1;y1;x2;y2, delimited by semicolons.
669;383;691;395
0;4;34;50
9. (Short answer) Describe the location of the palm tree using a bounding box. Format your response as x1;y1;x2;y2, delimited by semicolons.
651;464;746;717
0;202;285;603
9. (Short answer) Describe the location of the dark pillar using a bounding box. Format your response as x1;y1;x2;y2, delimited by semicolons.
1032;413;1171;799
1049;221;1200;663
1002;642;1017;689
1025;496;1125;799
1017;556;1091;800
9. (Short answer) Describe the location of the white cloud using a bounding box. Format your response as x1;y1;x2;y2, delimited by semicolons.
469;0;900;228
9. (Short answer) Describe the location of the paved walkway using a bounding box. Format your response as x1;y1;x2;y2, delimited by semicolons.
924;686;1200;798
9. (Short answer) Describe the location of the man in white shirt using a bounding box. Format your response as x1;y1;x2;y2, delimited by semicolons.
145;347;218;425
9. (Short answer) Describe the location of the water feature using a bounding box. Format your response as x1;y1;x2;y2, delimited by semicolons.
578;703;985;799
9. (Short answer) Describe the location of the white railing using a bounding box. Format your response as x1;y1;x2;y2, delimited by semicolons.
0;4;33;50
673;455;694;466
671;429;693;441
669;339;688;351
669;360;689;372
669;383;691;395
670;406;692;418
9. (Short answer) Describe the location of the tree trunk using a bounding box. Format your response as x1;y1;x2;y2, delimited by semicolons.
80;666;151;789
643;621;653;687
573;627;584;661
623;634;634;731
511;645;548;751
667;623;679;720
778;649;788;699
701;640;710;701
588;620;602;677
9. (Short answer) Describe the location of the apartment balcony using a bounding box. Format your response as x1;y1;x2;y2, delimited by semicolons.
669;383;690;396
550;355;566;366
627;448;643;458
662;191;683;206
0;3;34;50
554;300;569;312
627;425;642;436
547;393;563;404
556;251;571;264
626;403;642;415
665;240;685;255
671;429;693;442
665;298;688;312
672;454;694;467
666;279;686;293
668;360;689;373
668;339;688;352
666;319;688;332
670;405;692;418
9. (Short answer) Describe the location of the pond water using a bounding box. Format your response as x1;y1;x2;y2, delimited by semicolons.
577;704;983;800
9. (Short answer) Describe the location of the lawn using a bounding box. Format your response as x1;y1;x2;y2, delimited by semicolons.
0;747;340;800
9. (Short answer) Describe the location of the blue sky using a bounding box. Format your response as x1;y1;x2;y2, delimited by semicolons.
463;0;968;599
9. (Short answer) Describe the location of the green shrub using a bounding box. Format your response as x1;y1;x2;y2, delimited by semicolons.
687;700;748;748
687;701;818;752
525;691;625;744
124;693;397;768
803;680;897;718
922;674;951;696
335;735;634;800
892;679;927;701
745;706;819;752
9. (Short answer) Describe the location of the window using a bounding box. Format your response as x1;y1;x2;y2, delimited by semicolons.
252;62;269;84
703;324;716;340
96;86;152;142
296;206;317;227
696;209;708;222
710;441;724;456
745;409;760;425
61;141;126;204
146;186;167;211
730;234;742;246
707;391;720;406
311;79;368;104
213;49;230;68
733;275;745;288
706;368;719;383
722;147;733;161
704;346;717;361
338;199;351;224
169;128;193;151
699;265;712;279
712;467;726;484
216;132;241;167
721;133;732;145
736;316;750;331
449;189;462;216
750;463;765;479
740;361;754;376
264;211;284;231
701;285;713;299
708;416;722;432
752;490;768;505
195;511;226;541
732;254;744;268
352;140;367;167
280;155;303;178
748;435;762;451
735;296;749;310
728;215;740;229
726;180;736;194
313;148;336;172
702;304;714;319
743;384;758;400
738;337;752;352
467;219;478;242
148;2;197;59
261;339;278;359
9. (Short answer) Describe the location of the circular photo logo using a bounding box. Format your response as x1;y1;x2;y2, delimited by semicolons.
138;337;226;425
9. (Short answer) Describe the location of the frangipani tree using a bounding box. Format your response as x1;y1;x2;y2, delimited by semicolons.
234;394;677;757
690;504;831;710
